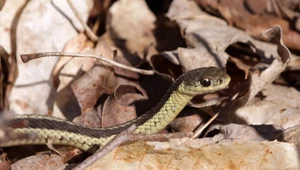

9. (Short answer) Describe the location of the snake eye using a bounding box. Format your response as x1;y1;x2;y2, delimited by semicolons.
200;78;211;87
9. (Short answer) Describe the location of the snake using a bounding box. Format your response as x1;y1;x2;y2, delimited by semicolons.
0;67;230;151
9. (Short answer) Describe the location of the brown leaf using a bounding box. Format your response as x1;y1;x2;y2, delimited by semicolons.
264;0;300;21
282;125;300;145
106;0;157;65
245;0;268;14
69;40;118;115
52;33;95;87
53;35;97;119
167;0;230;70
168;108;209;133
197;0;300;50
260;25;290;63
263;84;300;109
218;64;251;121
150;52;182;78
236;84;300;128
4;0;93;115
101;84;147;127
73;109;101;128
71;62;117;113
217;124;282;141
154;14;186;52
0;154;11;170
53;59;95;119
11;154;64;170
88;141;300;170
249;25;290;100
70;40;140;121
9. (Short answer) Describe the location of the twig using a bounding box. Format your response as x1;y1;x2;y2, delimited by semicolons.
5;0;30;110
20;52;155;75
73;126;192;170
72;124;137;170
66;0;98;42
184;113;219;144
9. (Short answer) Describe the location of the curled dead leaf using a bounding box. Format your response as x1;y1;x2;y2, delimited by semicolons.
101;84;147;127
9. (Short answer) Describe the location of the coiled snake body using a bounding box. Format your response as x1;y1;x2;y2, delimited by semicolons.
0;67;230;151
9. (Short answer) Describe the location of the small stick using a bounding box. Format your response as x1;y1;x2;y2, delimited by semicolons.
66;0;98;42
72;124;137;170
73;127;192;170
20;52;155;75
184;113;219;144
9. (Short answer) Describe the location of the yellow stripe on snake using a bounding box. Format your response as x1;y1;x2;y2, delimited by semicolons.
0;67;230;151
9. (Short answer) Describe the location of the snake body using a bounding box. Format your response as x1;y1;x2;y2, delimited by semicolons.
0;67;230;151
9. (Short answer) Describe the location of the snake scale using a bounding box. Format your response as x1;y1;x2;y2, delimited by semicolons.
0;67;230;151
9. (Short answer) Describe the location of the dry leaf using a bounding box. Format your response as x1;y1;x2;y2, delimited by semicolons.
262;84;300;109
106;0;157;65
52;34;96;119
196;0;300;50
169;107;209;133
69;39;141;124
216;124;283;141
101;84;147;127
11;154;64;170
71;64;116;113
150;52;182;78
2;0;93;115
167;0;230;70
73;109;101;127
88;141;300;170
0;153;11;170
236;84;300;129
282;125;300;145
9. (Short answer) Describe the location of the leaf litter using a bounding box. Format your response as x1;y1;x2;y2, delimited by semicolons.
0;0;300;169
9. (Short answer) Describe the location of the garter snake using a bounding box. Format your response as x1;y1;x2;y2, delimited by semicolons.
0;67;230;151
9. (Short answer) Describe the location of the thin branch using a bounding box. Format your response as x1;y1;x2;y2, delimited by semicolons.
73;125;192;170
184;113;219;144
66;0;98;42
72;124;137;170
20;52;155;75
5;0;30;110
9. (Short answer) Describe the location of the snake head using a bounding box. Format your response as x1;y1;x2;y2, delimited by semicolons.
178;67;231;96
